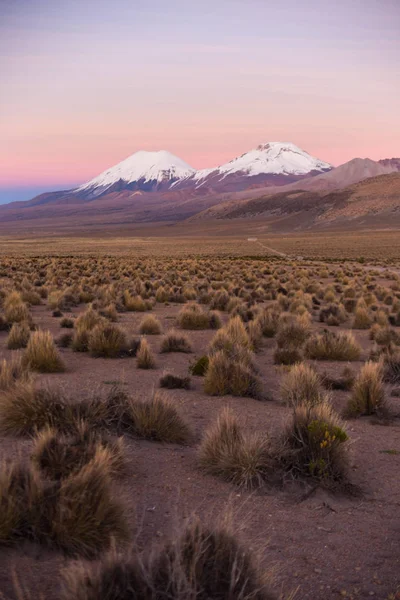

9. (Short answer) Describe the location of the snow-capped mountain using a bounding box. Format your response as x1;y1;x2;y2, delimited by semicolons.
74;142;332;199
180;142;332;191
76;150;195;199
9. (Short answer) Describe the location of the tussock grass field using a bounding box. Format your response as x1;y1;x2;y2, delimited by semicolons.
0;239;399;599
0;227;400;260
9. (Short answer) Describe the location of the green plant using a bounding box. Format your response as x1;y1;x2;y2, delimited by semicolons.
189;355;209;376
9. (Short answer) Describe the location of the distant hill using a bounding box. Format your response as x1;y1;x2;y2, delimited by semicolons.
189;172;400;231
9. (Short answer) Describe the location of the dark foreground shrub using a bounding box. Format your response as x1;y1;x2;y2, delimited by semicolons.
189;355;209;376
159;373;191;390
32;423;125;480
61;519;276;600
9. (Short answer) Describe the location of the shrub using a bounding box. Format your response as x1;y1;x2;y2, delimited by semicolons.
23;330;65;372
72;308;105;352
128;393;191;443
60;317;75;329
319;303;347;325
57;332;74;348
6;321;31;349
123;292;148;312
155;286;168;303
382;351;400;384
136;338;156;369
154;520;275;600
88;323;127;358
160;330;192;353
258;309;280;338
189;355;209;376
352;307;372;330
0;461;43;544
32;423;125;480
346;362;386;417
61;554;152;600
210;289;230;311
273;347;303;365
276;316;310;349
280;402;349;484
204;351;262;399
99;304;118;322
248;319;263;351
0;355;29;391
305;330;361;361
75;306;104;331
198;408;272;488
139;315;162;335
372;326;400;346
71;327;91;352
51;451;129;557
0;381;76;436
61;520;276;600
0;452;126;557
177;304;211;330
280;363;326;408
209;311;222;330
208;316;252;355
321;366;355;391
4;292;30;324
159;373;191;390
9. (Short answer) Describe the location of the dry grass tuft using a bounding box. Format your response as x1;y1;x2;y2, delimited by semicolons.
352;307;372;330
280;363;326;408
0;355;29;391
23;330;65;372
160;330;193;353
128;392;191;444
61;519;276;600
6;321;31;350
0;380;77;436
51;450;129;557
346;361;386;417
204;350;262;399
136;338;156;369
305;330;361;361
31;423;125;480
177;303;213;330
199;408;272;488
88;323;127;358
139;314;162;335
276;316;310;350
273;347;303;366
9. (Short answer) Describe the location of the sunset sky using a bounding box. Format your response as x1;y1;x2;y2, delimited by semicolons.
0;0;399;203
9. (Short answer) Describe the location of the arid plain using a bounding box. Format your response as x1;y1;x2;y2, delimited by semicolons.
0;230;399;599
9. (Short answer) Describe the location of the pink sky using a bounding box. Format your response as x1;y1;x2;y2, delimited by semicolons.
0;0;399;193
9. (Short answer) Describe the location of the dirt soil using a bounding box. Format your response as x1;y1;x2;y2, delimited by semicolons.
0;297;399;599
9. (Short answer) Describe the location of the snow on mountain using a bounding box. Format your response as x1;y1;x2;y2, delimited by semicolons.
74;143;332;198
76;150;195;197
193;142;332;184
